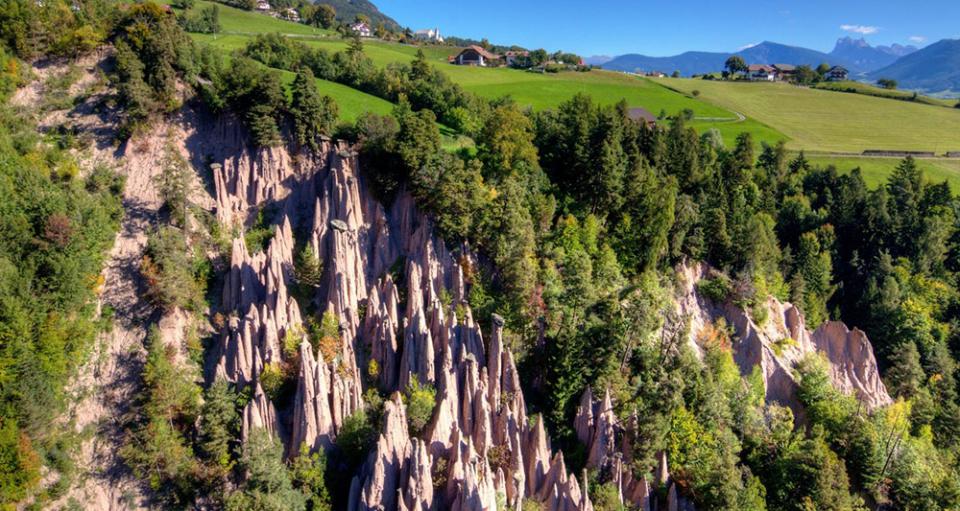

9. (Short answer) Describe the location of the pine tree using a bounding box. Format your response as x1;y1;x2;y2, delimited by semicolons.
290;68;338;151
200;378;238;471
886;341;924;399
294;245;323;288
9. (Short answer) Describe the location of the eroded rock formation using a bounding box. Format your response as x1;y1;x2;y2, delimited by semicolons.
674;262;892;418
574;387;688;511
206;121;891;510
210;137;594;509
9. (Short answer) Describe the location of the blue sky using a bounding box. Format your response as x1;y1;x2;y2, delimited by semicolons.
375;0;960;57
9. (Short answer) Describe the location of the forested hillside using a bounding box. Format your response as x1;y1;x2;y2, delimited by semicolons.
1;1;960;510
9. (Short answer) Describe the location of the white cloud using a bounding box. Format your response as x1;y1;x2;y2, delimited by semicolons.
737;42;759;51
909;35;926;43
840;24;879;35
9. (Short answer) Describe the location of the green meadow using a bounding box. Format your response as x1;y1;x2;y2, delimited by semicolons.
812;80;959;108
657;78;960;154
805;155;960;191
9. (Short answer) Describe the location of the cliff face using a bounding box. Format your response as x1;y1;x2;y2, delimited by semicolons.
209;134;593;509
674;262;892;418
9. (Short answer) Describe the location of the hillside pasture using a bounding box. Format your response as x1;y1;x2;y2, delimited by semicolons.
188;5;787;147
812;81;958;108
805;154;960;192
656;78;960;153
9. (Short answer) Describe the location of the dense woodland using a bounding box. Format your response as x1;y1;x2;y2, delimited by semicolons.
2;1;960;510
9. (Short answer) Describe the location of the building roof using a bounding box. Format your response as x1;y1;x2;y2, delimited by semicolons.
458;45;500;61
748;64;774;72
829;65;849;73
504;50;530;57
627;107;657;124
772;64;796;72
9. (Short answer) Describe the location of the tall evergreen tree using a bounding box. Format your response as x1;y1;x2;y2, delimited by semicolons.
290;68;338;151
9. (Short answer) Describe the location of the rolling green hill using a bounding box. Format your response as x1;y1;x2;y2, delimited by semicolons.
656;78;960;153
320;0;400;30
184;3;785;146
812;80;958;108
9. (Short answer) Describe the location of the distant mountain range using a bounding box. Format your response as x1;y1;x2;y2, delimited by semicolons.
584;55;613;66
829;37;917;73
319;0;400;31
600;37;960;96
869;39;960;95
602;39;917;76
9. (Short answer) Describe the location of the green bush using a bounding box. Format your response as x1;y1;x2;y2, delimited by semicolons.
142;226;206;311
179;5;221;34
120;327;202;505
334;410;374;471
403;380;436;437
290;443;331;511
259;363;285;401
698;274;733;303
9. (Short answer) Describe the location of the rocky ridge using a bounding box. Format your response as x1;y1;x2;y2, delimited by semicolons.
567;263;893;511
209;134;596;509
675;263;892;419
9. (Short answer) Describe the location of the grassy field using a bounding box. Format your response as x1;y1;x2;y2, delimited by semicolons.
186;1;334;37
812;81;959;108
805;155;960;191
273;68;394;121
656;78;960;154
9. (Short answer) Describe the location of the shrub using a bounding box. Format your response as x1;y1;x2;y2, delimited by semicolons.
259;363;285;401
290;443;331;511
335;411;374;470
142;226;205;311
772;337;797;357
309;311;340;364
0;420;41;506
403;380;436;437
698;274;733;303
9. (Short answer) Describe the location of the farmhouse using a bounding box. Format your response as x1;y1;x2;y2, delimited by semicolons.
504;50;530;67
627;107;658;126
280;7;300;21
413;28;444;43
772;64;796;80
452;45;501;67
747;64;776;81
350;21;372;37
827;66;849;81
255;0;270;11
